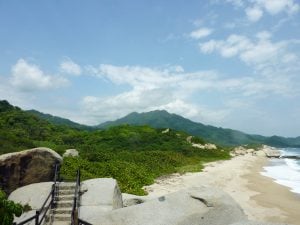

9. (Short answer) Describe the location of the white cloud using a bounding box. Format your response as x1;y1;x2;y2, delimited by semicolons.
259;0;299;15
199;32;298;69
224;0;300;22
10;59;69;92
81;61;299;125
60;58;82;75
245;6;263;22
199;40;219;53
244;0;299;22
190;27;213;39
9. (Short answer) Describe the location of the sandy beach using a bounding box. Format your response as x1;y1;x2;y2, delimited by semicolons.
144;153;300;225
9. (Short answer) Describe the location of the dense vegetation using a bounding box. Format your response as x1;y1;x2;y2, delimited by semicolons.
0;100;230;195
98;110;300;147
0;190;23;225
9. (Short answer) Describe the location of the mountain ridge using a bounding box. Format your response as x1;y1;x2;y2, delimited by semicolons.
26;109;93;130
97;110;300;147
3;99;299;147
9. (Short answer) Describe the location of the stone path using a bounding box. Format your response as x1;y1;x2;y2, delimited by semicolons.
49;182;75;225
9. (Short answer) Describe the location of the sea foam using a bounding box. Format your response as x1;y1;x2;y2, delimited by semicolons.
260;148;300;194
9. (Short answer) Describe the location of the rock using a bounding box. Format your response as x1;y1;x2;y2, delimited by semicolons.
82;186;247;225
253;150;266;157
0;147;62;194
186;136;193;143
192;143;205;149
231;146;247;156
80;178;123;220
262;145;281;158
9;182;53;209
230;221;288;225
162;128;170;134
8;182;54;225
246;149;255;154
13;210;36;225
63;149;79;157
204;143;217;150
122;193;153;207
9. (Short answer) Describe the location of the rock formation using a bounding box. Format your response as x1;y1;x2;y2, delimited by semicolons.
0;147;62;194
9;179;288;225
63;149;79;157
79;178;123;221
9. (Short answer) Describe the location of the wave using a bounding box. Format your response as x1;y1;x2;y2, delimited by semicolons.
261;148;300;194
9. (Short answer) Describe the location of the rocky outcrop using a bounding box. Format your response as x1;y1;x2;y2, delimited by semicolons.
262;145;281;158
187;136;217;150
80;178;123;221
80;186;247;225
9;180;287;225
63;149;79;157
8;182;54;225
230;146;256;157
161;128;170;134
0;147;62;194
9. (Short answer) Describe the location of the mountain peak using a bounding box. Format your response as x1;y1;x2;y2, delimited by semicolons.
0;100;20;112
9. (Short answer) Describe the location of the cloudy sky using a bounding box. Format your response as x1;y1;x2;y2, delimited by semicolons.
0;0;300;137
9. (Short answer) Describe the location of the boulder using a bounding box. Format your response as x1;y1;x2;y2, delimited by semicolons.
230;222;288;225
253;150;266;157
63;149;79;157
81;186;247;225
8;182;53;209
122;193;152;207
204;143;217;150
186;136;193;143
162;128;170;134
0;147;62;194
79;178;123;220
8;182;54;225
264;150;281;158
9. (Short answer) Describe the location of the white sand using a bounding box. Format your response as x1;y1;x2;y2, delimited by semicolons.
144;154;300;224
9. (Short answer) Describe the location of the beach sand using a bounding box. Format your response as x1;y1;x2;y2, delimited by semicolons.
144;154;300;225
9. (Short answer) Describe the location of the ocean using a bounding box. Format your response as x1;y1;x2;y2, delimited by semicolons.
261;148;300;194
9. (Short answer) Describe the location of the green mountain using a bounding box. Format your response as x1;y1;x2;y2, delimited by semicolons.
0;100;230;195
26;109;93;130
97;110;300;147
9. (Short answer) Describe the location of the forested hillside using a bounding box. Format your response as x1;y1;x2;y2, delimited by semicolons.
0;100;230;194
98;110;300;147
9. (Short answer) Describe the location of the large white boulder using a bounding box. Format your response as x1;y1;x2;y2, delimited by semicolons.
63;149;79;157
79;178;123;221
8;182;53;209
8;182;54;225
82;186;247;225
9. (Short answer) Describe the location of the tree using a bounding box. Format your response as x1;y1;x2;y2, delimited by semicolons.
0;190;23;225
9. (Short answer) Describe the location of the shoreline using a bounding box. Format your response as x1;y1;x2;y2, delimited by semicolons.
245;157;300;225
144;154;300;225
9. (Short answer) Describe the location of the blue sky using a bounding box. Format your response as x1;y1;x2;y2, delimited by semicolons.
0;0;300;137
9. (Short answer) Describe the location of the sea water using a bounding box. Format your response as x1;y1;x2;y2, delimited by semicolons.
260;148;300;194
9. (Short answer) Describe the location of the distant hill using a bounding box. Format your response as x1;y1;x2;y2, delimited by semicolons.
97;110;300;147
0;100;231;195
26;110;93;130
